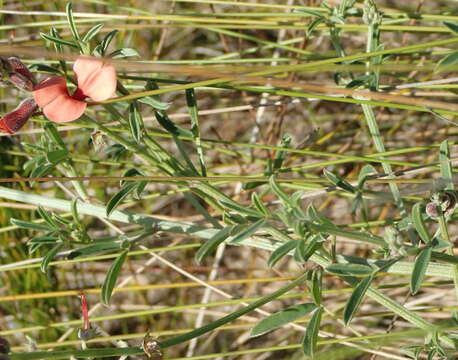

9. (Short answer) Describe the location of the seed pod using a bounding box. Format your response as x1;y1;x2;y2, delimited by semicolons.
0;98;38;134
142;333;163;359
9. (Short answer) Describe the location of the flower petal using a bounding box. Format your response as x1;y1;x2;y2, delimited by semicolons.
74;56;116;101
33;76;68;108
73;57;103;91
42;94;87;123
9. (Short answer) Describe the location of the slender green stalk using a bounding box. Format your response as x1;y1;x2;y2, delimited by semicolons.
9;273;308;359
438;213;458;301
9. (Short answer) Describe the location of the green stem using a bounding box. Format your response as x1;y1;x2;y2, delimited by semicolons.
9;273;308;360
438;213;458;301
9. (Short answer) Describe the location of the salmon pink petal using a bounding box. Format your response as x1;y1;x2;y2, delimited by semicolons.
33;76;68;108
81;64;116;101
74;57;116;101
42;95;87;123
73;57;103;91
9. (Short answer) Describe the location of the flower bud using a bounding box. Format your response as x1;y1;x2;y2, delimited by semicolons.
0;57;36;91
0;98;38;134
7;57;36;87
9;72;34;92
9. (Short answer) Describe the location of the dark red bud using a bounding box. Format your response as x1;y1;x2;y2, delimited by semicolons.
7;57;36;86
9;72;34;91
0;98;38;134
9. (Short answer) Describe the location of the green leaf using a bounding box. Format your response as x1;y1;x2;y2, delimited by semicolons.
357;164;377;189
295;235;323;264
121;168;147;199
268;240;298;267
155;110;193;138
138;96;171;111
269;176;292;207
439;140;454;191
186;88;207;177
28;235;59;244
302;306;323;357
307;205;335;227
10;218;53;232
99;30;118;56
106;182;138;217
41;242;64;273
29;63;63;74
410;246;432;295
68;241;121;259
228;219;266;244
323;168;356;194
444;21;458;34
412;203;430;244
37;206;59;229
128;102;143;143
312;269;323;306
219;199;262;218
195;225;235;264
29;163;55;181
251;303;317;337
325;263;373;277
46;149;69;164
101;250;128;305
82;23;104;43
344;274;374;325
294;238;307;263
66;2;81;42
251;193;270;217
436;50;458;71
44;122;67;149
109;48;140;59
40;32;78;48
272;134;292;172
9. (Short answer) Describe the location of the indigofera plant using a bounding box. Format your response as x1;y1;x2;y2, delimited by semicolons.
0;55;117;132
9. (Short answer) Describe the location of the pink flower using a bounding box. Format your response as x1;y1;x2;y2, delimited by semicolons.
33;57;117;123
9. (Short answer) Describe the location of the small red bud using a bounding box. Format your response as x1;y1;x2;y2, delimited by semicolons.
7;57;36;87
9;72;34;92
0;98;37;134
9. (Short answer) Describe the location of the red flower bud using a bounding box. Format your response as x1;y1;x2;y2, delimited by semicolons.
0;57;36;91
0;98;38;134
7;57;36;86
9;72;34;92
